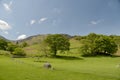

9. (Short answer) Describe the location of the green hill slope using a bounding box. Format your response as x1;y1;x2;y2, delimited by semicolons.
12;34;120;56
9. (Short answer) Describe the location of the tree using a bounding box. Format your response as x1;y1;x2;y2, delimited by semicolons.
7;42;18;54
94;36;117;55
81;33;118;56
109;35;120;49
12;48;26;57
21;42;28;48
44;34;70;56
0;39;8;50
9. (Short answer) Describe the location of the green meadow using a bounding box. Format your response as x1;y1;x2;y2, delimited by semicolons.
0;35;120;80
0;55;120;80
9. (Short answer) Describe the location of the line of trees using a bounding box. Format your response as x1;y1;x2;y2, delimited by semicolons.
44;33;118;57
0;39;26;57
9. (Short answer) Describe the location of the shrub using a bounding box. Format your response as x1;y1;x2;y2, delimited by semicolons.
0;50;10;56
12;48;26;57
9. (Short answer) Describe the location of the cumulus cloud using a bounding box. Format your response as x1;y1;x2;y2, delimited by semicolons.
30;20;36;25
0;20;11;30
39;17;48;23
17;34;27;40
3;1;13;11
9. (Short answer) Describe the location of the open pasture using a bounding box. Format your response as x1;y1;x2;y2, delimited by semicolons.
0;55;120;80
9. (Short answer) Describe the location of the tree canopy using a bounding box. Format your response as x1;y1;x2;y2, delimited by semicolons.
7;42;18;54
0;39;8;50
80;33;118;56
44;34;70;56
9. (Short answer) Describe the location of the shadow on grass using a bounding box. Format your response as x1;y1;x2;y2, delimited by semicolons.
111;55;120;58
53;55;84;60
81;54;120;58
34;60;47;63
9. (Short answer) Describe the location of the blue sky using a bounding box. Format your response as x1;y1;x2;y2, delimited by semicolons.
0;0;120;40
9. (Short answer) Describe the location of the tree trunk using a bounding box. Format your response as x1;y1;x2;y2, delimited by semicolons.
54;49;57;56
53;48;57;56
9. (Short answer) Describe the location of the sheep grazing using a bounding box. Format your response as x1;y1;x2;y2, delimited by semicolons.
43;62;52;69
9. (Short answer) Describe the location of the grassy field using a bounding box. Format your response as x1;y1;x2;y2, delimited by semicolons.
0;38;120;80
0;55;120;80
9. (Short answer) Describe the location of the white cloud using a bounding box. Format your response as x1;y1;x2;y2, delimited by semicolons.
29;17;48;25
17;34;27;40
30;20;36;25
0;20;11;30
3;1;13;12
90;20;104;25
39;17;48;23
90;21;98;25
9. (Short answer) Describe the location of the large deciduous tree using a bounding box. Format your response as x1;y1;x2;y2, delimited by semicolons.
81;33;118;56
45;34;70;56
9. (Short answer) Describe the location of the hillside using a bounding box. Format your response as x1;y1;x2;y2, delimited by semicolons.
16;34;48;45
15;34;72;45
12;34;120;56
0;35;8;41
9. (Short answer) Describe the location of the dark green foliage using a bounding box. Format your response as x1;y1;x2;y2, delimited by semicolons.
21;42;28;48
7;42;18;54
45;34;70;56
81;33;118;56
12;48;26;56
109;35;120;49
7;42;26;57
94;36;117;55
0;39;8;50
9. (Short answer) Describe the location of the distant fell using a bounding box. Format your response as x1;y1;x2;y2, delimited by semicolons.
0;35;8;41
15;34;72;45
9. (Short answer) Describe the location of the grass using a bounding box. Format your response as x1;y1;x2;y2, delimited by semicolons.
0;55;120;80
0;38;120;80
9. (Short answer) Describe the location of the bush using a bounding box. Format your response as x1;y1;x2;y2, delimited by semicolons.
0;50;10;56
12;48;26;57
